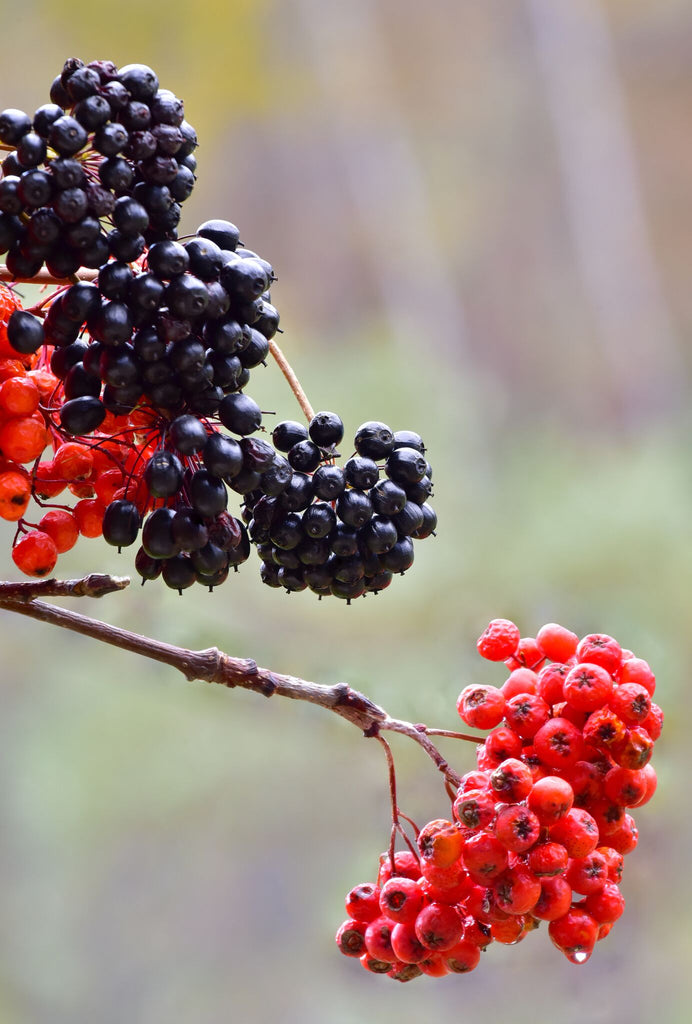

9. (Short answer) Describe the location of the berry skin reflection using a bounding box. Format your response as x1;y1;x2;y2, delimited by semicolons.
0;58;436;599
337;621;661;980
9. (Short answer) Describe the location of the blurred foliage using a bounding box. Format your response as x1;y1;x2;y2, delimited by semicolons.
1;1;692;1021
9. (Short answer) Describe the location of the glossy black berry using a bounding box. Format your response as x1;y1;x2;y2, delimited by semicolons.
308;411;344;447
189;469;228;517
288;439;322;473
218;393;262;436
197;219;240;251
143;451;183;497
354;421;394;460
102;500;141;548
59;396;106;435
386;446;428;484
344;456;379;490
272;420;308;452
142;507;179;559
7;310;45;354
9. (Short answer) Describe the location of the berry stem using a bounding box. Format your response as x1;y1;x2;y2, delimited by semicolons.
267;338;316;424
0;573;463;785
0;266;97;286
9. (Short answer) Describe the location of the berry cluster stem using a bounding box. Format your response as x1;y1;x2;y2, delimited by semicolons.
0;574;476;781
267;337;315;423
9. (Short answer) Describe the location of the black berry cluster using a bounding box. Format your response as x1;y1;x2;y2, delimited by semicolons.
0;57;197;279
0;56;437;601
246;417;436;600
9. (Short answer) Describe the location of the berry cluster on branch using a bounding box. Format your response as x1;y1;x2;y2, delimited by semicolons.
0;58;436;599
337;619;661;980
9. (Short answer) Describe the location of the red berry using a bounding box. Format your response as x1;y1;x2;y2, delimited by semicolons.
345;883;381;922
536;622;579;662
494;805;541;853
533;717;585;769
549;808;599;858
12;529;58;577
490;758;533;803
609;683;652;725
417;819;464;868
493;863;541;915
364;917;396;962
456;684;505;729
453;788;496;831
565;851;608;895
604;766;647;807
477;618;520;661
532;876;573;921
377;850;421;886
0;375;40;416
0;468;31;521
443;939;481;972
536;662;569;705
619;656;655;695
462;832;509;882
501;667;538;698
38;509;79;553
504;692;551;738
379;876;425;924
563;662;614;711
528;775;574;825
389;921;428;963
549;907;599;962
414;902;464;951
583;881;626;924
505;637;545;671
528;841;569;878
336;919;367;956
576;634;622;675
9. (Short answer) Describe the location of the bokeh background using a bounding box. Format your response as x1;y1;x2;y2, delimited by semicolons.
0;1;690;1021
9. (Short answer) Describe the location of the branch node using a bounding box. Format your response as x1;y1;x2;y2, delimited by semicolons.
259;673;278;698
363;721;380;738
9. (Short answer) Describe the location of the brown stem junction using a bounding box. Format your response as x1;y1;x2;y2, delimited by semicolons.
0;574;475;786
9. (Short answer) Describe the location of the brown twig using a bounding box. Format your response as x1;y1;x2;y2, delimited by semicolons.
268;337;315;423
0;574;475;783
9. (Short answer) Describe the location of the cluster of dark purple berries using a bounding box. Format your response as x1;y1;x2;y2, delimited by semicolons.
0;57;197;279
0;57;436;600
247;417;436;600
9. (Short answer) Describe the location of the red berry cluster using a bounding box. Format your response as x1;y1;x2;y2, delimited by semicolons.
336;620;661;980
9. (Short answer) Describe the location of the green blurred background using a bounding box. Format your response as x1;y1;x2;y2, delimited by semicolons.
0;1;690;1021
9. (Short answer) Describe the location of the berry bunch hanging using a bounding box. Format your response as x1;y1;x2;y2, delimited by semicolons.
0;58;436;598
337;620;661;980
